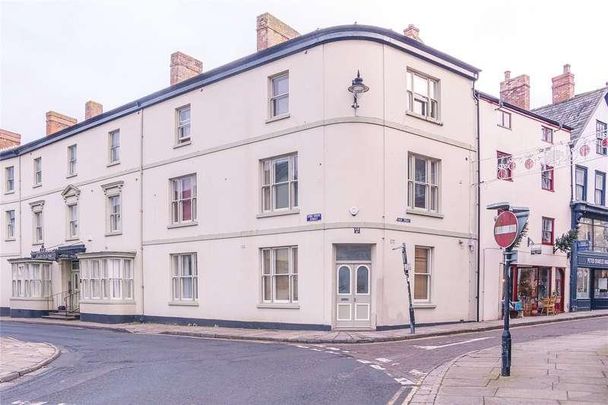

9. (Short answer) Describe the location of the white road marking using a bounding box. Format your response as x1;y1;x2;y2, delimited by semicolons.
295;345;308;349
414;336;492;350
386;386;408;405
357;359;372;364
370;364;385;370
375;357;391;363
395;377;415;385
409;369;426;377
326;347;340;351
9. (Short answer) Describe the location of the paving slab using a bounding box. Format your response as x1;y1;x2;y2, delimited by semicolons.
0;336;59;383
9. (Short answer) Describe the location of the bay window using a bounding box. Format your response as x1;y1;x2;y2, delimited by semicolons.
261;246;298;304
79;255;135;301
10;261;52;298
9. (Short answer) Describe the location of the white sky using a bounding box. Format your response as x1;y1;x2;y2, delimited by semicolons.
2;0;607;144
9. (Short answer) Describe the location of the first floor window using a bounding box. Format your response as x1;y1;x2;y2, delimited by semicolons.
576;268;590;299
67;204;78;239
5;166;14;192
269;72;289;117
414;246;431;301
176;105;191;144
80;257;134;300
407;70;439;120
171;253;198;301
31;204;44;244
597;120;607;155
171;174;197;224
261;154;298;212
541;126;553;143
109;130;120;163
575;166;587;201
497;110;511;129
11;262;51;298
541;165;554;191
542;217;554;245
595;171;606;205
6;210;15;239
109;195;121;233
497;151;513;180
261;246;298;303
408;154;440;212
33;157;42;185
67;144;77;175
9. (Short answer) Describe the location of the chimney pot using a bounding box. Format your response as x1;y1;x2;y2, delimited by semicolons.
85;100;103;120
256;12;300;51
170;51;203;86
0;129;21;150
500;72;530;110
403;24;423;42
551;64;575;104
46;111;77;136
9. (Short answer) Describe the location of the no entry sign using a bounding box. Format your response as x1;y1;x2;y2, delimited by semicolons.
494;211;519;248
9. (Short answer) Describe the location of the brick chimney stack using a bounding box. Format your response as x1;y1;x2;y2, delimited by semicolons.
500;70;530;110
403;24;423;42
0;129;21;150
552;64;575;104
46;111;77;136
170;52;203;86
256;13;300;51
85;100;103;120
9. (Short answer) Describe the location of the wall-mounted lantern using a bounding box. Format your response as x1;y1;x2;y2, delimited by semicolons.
347;70;369;111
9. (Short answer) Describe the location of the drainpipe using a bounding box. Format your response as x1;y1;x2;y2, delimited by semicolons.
473;86;481;322
568;140;576;312
139;104;145;322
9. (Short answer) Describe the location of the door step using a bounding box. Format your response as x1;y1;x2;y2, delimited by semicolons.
42;311;80;321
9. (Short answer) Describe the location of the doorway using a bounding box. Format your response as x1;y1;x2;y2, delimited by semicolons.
334;244;372;329
68;261;80;312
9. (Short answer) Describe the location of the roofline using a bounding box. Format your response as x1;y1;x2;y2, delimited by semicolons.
476;91;573;131
531;86;608;113
1;24;480;160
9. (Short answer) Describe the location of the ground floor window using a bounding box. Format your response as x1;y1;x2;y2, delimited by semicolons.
10;262;51;298
594;269;608;299
80;256;134;300
261;246;298;303
577;268;590;299
414;246;432;301
171;253;198;301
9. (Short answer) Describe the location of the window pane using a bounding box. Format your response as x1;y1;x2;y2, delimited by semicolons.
292;276;298;302
413;74;428;96
274;97;289;115
336;245;371;261
272;75;288;96
415;248;428;274
263;276;272;301
275;160;289;183
292;248;298;274
182;255;193;276
262;250;271;275
262;186;271;211
414;274;428;300
415;184;426;208
274;275;289;300
356;266;369;294
338;266;350;294
275;248;289;274
415;158;426;182
182;278;193;299
274;183;289;209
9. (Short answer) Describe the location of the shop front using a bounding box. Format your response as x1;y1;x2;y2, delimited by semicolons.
570;202;608;311
513;266;566;316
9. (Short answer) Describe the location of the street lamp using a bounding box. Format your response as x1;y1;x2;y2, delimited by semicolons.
347;70;369;111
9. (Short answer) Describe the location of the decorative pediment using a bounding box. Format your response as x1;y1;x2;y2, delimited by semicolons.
101;180;124;196
61;184;81;204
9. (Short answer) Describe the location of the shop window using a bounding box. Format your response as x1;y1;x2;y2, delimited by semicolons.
595;270;608;299
576;268;590;299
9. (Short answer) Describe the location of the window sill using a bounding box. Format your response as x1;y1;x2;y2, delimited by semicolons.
497;124;512;130
66;173;77;179
105;231;123;237
257;209;300;219
107;161;121;168
257;303;300;309
5;238;16;242
413;303;436;309
168;301;199;307
4;190;15;195
32;184;42;189
32;242;44;246
167;221;198;229
266;113;290;124
65;237;79;242
80;300;136;305
542;188;555;192
10;297;50;302
406;111;443;126
173;140;192;149
405;209;444;219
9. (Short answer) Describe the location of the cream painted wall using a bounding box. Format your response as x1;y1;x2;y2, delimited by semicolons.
478;97;571;320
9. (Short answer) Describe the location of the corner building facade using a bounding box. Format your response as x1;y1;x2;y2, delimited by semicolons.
1;25;480;330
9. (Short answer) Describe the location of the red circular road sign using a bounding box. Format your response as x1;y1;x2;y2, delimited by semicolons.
494;211;519;248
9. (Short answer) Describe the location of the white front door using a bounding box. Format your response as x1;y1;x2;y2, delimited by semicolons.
335;263;371;329
69;261;80;311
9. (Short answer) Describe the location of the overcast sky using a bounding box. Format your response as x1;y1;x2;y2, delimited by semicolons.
2;0;607;144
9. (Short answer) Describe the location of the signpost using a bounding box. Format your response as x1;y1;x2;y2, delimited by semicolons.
488;203;529;377
394;243;416;334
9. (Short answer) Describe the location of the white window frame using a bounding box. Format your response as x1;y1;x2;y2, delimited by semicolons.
413;246;432;302
260;154;298;213
597;120;607;155
102;181;123;235
575;166;587;201
261;246;298;304
595;171;606;206
67;144;77;176
408;153;440;213
30;201;44;245
175;105;191;145
11;262;52;298
170;174;197;225
80;257;134;301
5;166;14;193
108;130;120;164
407;69;440;121
33;157;42;186
170;253;198;302
5;210;15;240
269;72;289;118
66;203;79;240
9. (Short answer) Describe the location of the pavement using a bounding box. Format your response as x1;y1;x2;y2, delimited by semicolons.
407;329;608;404
0;336;59;383
1;309;607;344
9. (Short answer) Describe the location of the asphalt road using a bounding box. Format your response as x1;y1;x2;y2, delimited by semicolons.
1;317;607;405
0;322;400;405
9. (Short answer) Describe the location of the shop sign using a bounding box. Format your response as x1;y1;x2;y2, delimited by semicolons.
530;244;542;255
576;240;590;252
577;254;608;268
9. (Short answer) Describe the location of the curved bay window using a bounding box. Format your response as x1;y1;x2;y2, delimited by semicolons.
78;253;135;301
10;261;52;298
